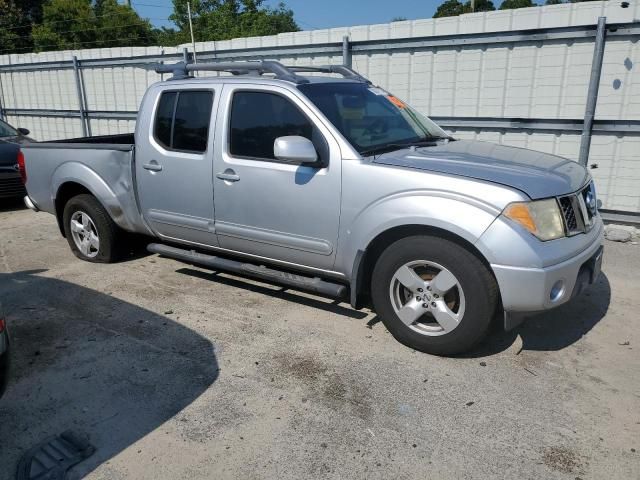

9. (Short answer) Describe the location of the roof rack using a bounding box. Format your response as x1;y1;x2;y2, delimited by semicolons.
152;60;371;84
286;65;371;84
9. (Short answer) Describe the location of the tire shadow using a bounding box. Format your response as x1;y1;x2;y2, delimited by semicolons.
0;197;26;213
0;270;219;479
467;273;611;357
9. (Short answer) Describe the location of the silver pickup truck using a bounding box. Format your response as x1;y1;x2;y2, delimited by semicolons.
20;61;603;355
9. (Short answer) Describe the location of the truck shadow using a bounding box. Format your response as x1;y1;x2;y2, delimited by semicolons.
0;270;219;480
470;272;612;356
176;267;369;320
0;197;26;213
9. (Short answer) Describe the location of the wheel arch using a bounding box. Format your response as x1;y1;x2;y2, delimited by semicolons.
51;162;140;235
350;224;496;310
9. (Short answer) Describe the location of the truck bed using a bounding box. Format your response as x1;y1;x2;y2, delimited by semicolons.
31;133;135;150
46;133;135;146
21;134;148;234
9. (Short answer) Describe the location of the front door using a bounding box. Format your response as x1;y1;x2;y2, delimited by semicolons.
136;87;218;245
212;84;342;271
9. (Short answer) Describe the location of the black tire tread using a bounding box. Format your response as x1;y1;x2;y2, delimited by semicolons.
371;235;498;356
62;194;122;263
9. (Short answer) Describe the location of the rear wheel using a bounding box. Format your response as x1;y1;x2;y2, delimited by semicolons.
371;235;497;355
63;194;122;263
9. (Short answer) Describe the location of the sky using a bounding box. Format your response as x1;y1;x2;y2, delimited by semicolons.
129;0;448;30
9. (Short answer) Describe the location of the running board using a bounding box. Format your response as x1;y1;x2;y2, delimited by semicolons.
147;243;348;298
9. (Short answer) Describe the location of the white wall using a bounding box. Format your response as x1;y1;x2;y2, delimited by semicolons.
0;1;639;212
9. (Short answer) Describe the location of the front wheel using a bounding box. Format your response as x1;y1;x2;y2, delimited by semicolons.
371;235;498;355
62;194;122;263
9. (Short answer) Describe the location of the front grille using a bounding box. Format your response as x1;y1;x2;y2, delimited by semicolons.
558;182;597;236
559;197;577;231
0;176;26;199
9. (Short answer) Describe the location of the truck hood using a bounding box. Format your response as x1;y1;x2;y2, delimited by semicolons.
372;139;589;199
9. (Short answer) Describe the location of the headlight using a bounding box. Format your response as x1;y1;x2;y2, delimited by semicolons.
503;199;565;241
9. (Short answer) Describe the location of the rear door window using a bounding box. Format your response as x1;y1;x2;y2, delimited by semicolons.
153;92;176;149
153;90;214;153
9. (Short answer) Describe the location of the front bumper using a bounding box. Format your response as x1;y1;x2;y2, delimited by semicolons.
486;220;604;313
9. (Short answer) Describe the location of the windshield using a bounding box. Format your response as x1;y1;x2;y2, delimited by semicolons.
0;120;18;138
298;82;449;155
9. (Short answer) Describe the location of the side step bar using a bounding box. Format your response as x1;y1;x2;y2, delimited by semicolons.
147;243;348;299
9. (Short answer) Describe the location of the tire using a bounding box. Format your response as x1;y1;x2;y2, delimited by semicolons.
62;194;122;263
371;235;498;356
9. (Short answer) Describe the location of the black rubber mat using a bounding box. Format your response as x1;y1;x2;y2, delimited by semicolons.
16;430;95;480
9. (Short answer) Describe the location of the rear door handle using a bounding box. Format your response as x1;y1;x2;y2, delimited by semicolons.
216;171;240;182
143;162;163;172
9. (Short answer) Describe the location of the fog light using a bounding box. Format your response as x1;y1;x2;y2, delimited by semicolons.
550;280;565;302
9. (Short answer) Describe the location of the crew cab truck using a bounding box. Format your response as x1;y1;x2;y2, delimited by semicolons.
20;61;604;355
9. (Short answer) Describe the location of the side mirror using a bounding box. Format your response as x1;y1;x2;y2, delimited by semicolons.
17;128;30;136
273;136;318;164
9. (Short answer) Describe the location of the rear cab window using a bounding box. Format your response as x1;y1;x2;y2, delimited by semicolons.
153;90;214;153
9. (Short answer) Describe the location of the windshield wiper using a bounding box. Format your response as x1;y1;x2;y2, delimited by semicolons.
361;138;444;157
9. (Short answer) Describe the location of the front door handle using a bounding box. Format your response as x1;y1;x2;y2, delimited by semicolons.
216;171;240;182
143;161;163;172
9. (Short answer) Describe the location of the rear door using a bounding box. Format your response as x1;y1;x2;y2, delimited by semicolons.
136;86;219;245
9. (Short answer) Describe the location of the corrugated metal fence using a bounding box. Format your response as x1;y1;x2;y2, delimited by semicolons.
1;1;639;215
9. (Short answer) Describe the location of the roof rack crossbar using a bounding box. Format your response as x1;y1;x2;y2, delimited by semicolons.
286;65;371;84
152;60;371;84
153;60;308;83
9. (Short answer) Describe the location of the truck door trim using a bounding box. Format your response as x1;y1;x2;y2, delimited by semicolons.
215;221;333;255
147;209;214;232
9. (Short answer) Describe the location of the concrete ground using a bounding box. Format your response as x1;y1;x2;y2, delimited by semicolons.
0;199;638;480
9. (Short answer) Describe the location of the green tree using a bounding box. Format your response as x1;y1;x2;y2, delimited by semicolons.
169;0;299;44
433;0;465;17
32;0;96;51
433;0;496;18
391;16;408;22
463;0;496;13
94;0;155;48
31;0;156;51
0;0;24;54
153;26;188;46
500;0;535;9
0;0;45;54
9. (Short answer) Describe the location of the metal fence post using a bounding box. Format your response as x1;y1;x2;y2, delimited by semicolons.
342;35;351;68
159;48;165;81
0;64;7;121
182;47;189;64
579;16;607;167
0;76;5;121
72;55;89;137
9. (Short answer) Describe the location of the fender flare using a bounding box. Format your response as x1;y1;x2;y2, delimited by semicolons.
337;192;500;308
51;162;135;231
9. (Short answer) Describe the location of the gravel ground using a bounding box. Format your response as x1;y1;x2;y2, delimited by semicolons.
0;199;638;480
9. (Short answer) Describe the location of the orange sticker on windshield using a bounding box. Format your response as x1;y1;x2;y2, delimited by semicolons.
387;95;406;109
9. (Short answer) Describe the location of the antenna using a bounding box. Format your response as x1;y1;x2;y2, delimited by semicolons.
187;2;198;64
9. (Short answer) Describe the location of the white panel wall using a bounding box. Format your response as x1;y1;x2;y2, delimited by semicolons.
0;1;639;212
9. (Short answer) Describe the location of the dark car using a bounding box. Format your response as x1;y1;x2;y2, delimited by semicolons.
0;118;33;199
0;303;9;398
